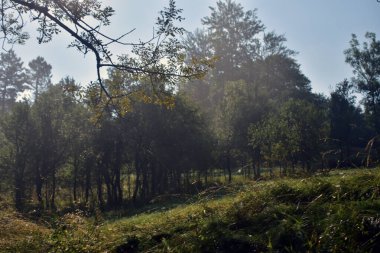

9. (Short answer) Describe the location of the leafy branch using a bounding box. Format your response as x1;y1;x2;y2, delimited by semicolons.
0;0;210;112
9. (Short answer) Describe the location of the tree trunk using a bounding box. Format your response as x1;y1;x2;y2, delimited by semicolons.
133;151;141;203
252;148;261;180
35;165;43;209
1;86;7;113
51;168;56;210
96;162;104;209
226;150;232;183
85;162;91;203
73;157;79;202
114;139;123;206
14;170;25;211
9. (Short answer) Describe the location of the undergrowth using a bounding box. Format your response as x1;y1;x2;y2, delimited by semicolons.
1;168;380;252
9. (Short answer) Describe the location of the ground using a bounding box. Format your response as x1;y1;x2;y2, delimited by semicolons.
1;168;380;252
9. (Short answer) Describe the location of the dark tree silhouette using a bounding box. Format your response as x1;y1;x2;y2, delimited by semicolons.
345;32;380;133
0;50;27;113
27;56;52;100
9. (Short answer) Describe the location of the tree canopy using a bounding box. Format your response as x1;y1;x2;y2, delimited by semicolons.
0;0;378;214
345;32;380;133
0;0;208;106
0;50;27;112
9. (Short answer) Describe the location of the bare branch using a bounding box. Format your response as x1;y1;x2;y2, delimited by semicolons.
0;0;209;116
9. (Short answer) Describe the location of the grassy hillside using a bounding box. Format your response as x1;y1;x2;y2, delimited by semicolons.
2;168;380;252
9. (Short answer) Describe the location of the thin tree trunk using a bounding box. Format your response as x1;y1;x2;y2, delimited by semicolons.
14;168;25;211
226;151;232;183
85;162;91;203
133;151;141;203
73;158;79;202
34;161;43;209
51;168;56;210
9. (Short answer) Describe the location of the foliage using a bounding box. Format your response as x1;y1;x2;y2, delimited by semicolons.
249;99;329;174
345;32;380;133
202;0;264;80
0;102;35;210
329;79;369;166
0;2;379;252
0;0;209;106
47;211;104;253
0;1;377;215
3;168;380;252
0;210;49;252
0;50;27;113
105;169;380;253
26;56;52;100
181;0;314;180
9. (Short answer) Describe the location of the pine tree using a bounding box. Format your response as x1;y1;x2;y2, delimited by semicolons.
0;50;27;113
27;56;52;100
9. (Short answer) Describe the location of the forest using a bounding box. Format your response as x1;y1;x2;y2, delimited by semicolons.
0;0;379;252
0;0;378;213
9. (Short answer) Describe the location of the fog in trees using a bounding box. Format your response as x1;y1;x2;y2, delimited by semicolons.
0;0;378;214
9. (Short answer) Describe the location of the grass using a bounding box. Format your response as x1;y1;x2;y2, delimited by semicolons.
0;210;49;252
1;168;380;252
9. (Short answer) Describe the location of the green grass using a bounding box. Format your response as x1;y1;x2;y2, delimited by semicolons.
0;210;50;252
1;168;380;252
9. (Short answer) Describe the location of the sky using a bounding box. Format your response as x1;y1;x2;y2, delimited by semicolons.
12;0;380;96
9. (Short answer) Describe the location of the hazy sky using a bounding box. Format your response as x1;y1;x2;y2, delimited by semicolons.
12;0;380;95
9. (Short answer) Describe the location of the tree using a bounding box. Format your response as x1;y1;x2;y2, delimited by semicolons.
345;32;380;133
249;99;329;174
182;0;307;104
249;115;279;177
0;102;35;210
214;80;251;181
0;0;206;106
58;78;94;205
329;79;366;166
253;54;311;101
180;29;215;112
180;0;313;180
27;56;52;100
202;0;264;81
0;50;27;113
32;85;75;209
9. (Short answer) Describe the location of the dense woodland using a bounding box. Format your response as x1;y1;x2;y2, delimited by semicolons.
0;0;379;213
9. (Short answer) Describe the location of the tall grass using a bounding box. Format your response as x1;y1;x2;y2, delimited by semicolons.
1;168;380;252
